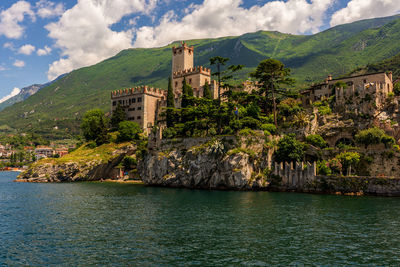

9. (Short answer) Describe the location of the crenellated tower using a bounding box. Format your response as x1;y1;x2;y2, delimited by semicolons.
172;42;194;75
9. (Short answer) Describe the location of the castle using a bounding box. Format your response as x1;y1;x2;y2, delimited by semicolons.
301;72;394;115
111;42;219;133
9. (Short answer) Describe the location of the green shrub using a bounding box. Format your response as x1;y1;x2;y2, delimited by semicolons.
117;121;142;142
306;134;328;148
238;128;256;136
274;134;305;163
317;160;331;176
86;141;97;149
261;123;277;134
240;117;262;129
355;127;395;148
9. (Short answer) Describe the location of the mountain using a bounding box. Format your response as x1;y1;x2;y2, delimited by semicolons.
349;52;400;80
0;73;67;112
1;15;400;138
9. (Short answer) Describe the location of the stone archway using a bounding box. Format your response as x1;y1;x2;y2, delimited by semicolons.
326;132;355;147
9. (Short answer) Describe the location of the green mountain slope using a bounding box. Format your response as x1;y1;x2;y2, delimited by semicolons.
1;15;400;138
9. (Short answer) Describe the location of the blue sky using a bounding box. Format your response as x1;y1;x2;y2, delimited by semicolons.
0;0;399;102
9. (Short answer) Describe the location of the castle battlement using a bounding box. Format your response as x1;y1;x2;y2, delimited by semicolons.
172;66;211;78
111;86;166;99
172;42;194;54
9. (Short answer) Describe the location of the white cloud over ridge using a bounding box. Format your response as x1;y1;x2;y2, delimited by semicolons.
18;44;35;55
0;1;34;39
13;60;25;68
45;0;158;80
0;87;21;103
330;0;400;26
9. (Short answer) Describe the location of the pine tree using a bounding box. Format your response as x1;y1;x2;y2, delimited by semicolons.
203;80;212;99
166;77;175;127
181;78;190;108
111;103;126;130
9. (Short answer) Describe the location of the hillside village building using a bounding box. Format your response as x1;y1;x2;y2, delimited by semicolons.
301;72;394;114
111;42;219;132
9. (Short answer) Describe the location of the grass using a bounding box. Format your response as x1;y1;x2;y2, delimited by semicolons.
35;142;131;166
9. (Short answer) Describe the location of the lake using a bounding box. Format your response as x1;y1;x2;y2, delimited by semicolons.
1;171;400;265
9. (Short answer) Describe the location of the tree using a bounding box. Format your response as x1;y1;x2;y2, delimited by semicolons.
210;56;243;133
203;80;212;99
306;134;328;149
274;134;305;163
181;78;193;108
336;152;360;176
355;127;395;148
250;59;295;127
111;103;126;130
117;121;142;142
81;109;110;145
166;77;175;127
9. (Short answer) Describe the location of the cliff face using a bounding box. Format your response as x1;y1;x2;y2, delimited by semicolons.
17;143;135;183
140;135;273;190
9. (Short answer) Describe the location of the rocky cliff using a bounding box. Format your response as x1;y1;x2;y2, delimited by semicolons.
16;142;136;183
140;134;274;190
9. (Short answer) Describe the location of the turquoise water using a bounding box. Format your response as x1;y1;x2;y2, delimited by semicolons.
1;172;400;266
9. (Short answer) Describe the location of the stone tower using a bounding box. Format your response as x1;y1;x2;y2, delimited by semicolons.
172;42;194;75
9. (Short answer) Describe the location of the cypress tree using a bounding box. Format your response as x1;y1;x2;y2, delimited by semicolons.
181;78;189;108
111;103;126;130
166;77;175;127
203;80;212;99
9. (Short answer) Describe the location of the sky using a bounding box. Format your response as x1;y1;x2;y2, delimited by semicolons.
0;0;399;103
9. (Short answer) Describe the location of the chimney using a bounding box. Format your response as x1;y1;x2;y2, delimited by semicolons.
388;71;393;81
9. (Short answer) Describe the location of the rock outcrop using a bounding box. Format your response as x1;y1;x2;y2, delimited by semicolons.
17;144;135;183
140;134;273;190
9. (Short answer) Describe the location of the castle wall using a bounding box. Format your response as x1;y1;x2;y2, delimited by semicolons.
111;87;166;133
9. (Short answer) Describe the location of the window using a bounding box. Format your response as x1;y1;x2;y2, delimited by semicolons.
137;116;141;120
137;97;142;103
189;78;192;84
132;98;136;103
175;81;178;88
128;108;135;112
363;79;367;83
119;100;122;104
113;101;116;106
138;107;142;111
129;99;131;105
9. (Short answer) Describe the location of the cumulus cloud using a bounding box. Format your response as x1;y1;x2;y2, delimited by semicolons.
36;0;65;18
3;42;15;51
0;1;35;39
133;0;334;48
18;44;36;55
0;87;21;103
45;0;158;80
13;60;25;68
331;0;400;26
37;45;52;56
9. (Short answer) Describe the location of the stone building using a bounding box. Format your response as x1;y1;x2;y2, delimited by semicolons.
111;86;166;132
301;72;393;106
110;42;219;132
172;42;218;100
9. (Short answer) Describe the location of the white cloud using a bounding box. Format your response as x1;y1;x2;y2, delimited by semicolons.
18;44;35;55
36;0;65;18
0;65;6;71
3;42;15;51
13;60;25;68
0;87;21;103
331;0;400;27
37;45;52;56
0;1;35;39
133;0;334;48
45;0;158;80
